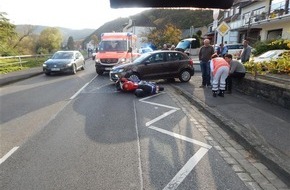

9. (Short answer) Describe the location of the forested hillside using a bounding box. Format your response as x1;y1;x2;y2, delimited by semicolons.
16;25;95;41
83;9;214;44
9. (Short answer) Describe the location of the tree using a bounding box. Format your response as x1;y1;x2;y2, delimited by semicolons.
0;12;17;56
146;23;181;48
90;34;99;49
37;27;62;54
67;36;75;50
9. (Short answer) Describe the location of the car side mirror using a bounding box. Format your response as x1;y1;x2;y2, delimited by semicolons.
128;47;132;53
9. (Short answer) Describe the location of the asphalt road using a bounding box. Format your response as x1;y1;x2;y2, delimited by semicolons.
0;59;252;189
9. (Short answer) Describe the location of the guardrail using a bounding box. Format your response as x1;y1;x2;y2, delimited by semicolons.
0;54;52;67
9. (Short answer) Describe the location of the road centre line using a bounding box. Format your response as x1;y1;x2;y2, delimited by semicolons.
163;147;209;190
146;109;178;127
149;126;212;149
0;146;19;165
70;76;97;100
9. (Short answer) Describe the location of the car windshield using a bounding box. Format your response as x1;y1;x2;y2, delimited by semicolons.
98;40;127;52
133;52;151;63
52;52;74;59
259;51;278;58
176;40;190;49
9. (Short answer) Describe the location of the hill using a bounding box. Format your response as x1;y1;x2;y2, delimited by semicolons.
83;9;214;45
16;25;95;41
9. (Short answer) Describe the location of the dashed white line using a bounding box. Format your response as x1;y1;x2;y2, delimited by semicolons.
0;146;19;165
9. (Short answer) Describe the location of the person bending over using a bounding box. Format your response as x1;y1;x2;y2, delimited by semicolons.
224;54;246;94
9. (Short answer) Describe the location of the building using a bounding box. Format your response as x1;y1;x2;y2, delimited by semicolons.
122;18;156;49
214;0;290;45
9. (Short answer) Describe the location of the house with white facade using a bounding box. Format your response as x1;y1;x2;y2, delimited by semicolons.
122;18;156;49
214;0;290;45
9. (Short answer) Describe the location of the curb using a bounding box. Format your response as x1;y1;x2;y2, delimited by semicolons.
170;84;290;187
0;71;43;87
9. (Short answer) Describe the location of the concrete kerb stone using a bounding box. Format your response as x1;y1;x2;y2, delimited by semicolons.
0;70;44;87
170;84;290;187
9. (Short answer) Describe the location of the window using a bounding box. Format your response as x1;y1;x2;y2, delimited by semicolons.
270;0;286;12
234;6;240;14
267;29;282;40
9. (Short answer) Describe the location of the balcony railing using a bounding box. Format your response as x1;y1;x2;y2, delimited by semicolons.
227;10;289;30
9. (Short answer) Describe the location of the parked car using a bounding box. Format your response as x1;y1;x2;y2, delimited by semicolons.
138;47;153;54
225;43;244;58
251;49;289;63
43;51;85;75
109;50;194;82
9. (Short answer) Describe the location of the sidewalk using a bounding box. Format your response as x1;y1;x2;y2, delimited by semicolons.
1;67;290;186
170;73;290;186
0;67;43;86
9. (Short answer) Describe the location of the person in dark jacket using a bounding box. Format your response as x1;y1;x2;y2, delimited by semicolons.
199;39;215;88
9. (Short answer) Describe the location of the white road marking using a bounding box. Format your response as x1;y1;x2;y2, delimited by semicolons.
138;92;212;189
133;101;144;190
163;147;209;190
70;76;97;99
146;109;178;127
149;126;212;149
139;92;180;110
0;146;19;165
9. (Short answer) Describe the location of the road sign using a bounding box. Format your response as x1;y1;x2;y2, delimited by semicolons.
216;21;230;36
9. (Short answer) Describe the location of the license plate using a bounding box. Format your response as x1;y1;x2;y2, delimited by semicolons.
51;68;60;71
105;67;111;71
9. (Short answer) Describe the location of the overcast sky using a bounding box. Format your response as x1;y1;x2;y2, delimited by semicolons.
0;0;149;30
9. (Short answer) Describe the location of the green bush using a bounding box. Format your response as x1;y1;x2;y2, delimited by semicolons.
252;39;290;56
245;51;290;75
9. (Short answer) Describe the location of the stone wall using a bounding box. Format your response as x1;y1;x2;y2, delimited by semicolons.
233;74;290;110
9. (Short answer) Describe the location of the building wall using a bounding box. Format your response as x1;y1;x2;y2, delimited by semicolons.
241;1;267;16
125;26;156;49
260;21;290;40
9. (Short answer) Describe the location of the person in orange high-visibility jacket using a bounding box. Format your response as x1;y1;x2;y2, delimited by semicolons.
210;53;230;97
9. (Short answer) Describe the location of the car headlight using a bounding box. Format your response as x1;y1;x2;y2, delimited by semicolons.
120;58;126;63
67;62;73;66
118;68;124;72
43;63;47;67
95;58;100;62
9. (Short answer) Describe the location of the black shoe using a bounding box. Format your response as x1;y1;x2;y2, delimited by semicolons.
218;91;224;97
213;91;217;97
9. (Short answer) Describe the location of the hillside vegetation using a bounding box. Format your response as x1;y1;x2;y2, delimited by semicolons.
16;25;95;41
84;9;214;44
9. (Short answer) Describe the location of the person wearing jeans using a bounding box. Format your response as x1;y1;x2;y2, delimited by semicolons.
199;39;214;88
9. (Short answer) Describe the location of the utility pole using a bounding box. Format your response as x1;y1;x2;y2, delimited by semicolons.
213;9;220;46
